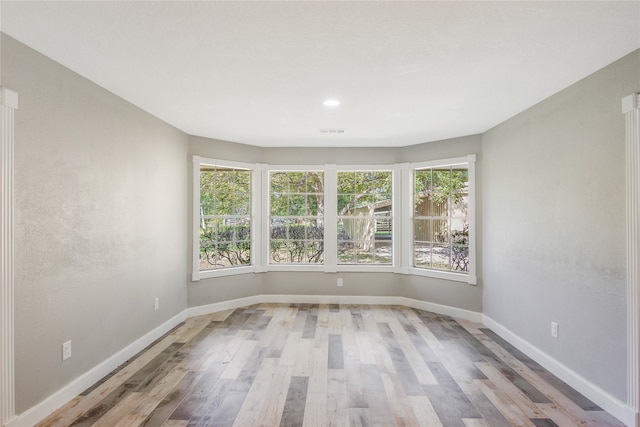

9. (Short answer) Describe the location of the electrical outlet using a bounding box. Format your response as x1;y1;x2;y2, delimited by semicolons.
551;322;558;339
62;340;72;361
154;297;159;311
337;278;343;287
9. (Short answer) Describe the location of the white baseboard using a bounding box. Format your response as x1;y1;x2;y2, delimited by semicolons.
186;293;483;323
12;297;637;427
9;295;481;427
483;315;636;427
397;297;483;323
8;310;188;427
186;295;264;318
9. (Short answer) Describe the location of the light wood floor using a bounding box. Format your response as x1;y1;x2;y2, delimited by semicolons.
37;304;624;427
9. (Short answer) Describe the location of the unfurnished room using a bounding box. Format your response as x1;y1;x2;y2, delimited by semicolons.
1;1;640;426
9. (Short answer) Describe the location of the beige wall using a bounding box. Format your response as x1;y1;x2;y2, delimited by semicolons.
482;48;640;401
2;34;189;413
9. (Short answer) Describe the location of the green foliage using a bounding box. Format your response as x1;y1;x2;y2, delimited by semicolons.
270;223;324;263
414;167;467;211
337;171;391;214
200;168;251;216
200;224;251;268
270;171;324;217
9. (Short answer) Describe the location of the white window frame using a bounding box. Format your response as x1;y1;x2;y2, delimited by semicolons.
334;165;398;273
406;155;477;285
191;157;476;285
192;156;261;281
266;165;326;272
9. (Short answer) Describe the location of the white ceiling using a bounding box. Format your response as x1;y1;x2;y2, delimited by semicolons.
2;1;639;148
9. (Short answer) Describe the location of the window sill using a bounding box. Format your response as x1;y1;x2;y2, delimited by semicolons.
192;265;256;281
266;265;326;273
336;265;396;273
408;267;477;285
192;264;477;285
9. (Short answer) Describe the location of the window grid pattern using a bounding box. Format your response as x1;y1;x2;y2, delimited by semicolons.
269;171;325;264
199;166;251;271
337;171;393;265
413;165;469;272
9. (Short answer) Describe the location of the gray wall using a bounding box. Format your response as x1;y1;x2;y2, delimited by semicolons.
188;135;483;313
482;49;640;401
2;34;189;413
9;23;635;419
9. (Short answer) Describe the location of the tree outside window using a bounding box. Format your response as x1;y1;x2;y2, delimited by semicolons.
199;165;251;270
337;171;392;265
269;171;324;264
413;165;469;272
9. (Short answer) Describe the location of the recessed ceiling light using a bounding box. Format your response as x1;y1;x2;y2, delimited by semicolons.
323;99;340;107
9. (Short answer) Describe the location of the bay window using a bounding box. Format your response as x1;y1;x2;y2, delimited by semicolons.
192;155;475;283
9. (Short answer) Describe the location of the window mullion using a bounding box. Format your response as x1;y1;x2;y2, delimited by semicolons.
192;156;202;281
467;154;477;285
397;163;410;273
324;165;337;272
254;164;266;272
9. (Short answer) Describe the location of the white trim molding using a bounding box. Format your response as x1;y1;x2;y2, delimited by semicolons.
7;310;187;427
186;294;483;324
624;92;640;427
483;315;634;427
0;88;18;427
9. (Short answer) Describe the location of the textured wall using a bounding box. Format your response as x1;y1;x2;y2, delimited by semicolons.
482;49;640;401
2;34;189;413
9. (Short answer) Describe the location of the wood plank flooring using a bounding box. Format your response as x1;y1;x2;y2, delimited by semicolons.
37;304;624;427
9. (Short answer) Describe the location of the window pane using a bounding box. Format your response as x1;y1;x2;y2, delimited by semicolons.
451;218;467;235
452;245;469;272
304;219;322;240
270;239;288;263
337;241;355;264
413;163;469;273
375;216;392;239
374;240;392;264
432;195;449;216
373;171;392;199
306;241;324;263
452;192;468;216
337;170;392;266
414;241;431;268
306;172;324;193
271;194;288;216
355;242;374;264
269;170;324;265
415;169;431;192
337;172;355;194
287;240;307;263
288;194;306;216
307;195;319;216
287;172;306;192
452;168;468;186
431;244;450;270
270;172;288;192
432;219;449;243
199;166;251;271
338;195;355;214
413;219;430;242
